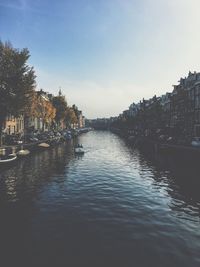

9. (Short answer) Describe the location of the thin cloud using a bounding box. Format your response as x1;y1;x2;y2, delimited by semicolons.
34;66;154;118
0;0;25;10
3;0;200;118
0;0;38;12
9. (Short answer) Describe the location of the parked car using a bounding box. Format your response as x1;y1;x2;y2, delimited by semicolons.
191;137;200;147
166;136;176;144
158;135;168;143
22;134;39;143
4;134;23;145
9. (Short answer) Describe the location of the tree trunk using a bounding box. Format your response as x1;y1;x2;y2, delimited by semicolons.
42;120;45;132
24;114;28;143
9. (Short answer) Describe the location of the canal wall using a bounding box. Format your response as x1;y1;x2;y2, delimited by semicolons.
0;138;64;155
110;128;200;167
0;128;92;156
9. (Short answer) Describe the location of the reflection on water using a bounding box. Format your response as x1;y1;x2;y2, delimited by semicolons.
0;132;200;267
0;144;73;203
137;150;200;221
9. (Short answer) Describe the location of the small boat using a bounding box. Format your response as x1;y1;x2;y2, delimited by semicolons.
74;144;84;154
0;153;17;164
38;142;50;148
17;149;30;156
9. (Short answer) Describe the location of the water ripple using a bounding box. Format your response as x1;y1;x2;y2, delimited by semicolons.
0;131;200;267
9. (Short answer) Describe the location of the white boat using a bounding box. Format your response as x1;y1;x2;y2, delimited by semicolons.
38;142;50;148
74;145;84;154
17;149;30;156
0;154;17;164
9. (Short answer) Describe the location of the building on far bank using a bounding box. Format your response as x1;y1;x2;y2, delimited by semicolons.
170;71;200;139
115;71;200;141
82;116;85;128
26;90;56;132
77;111;86;128
86;118;110;130
78;110;83;128
3;115;24;135
159;93;171;129
128;103;140;117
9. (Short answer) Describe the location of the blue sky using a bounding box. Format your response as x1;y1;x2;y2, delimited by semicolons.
1;0;200;118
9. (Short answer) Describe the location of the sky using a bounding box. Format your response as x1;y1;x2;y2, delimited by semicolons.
1;0;200;118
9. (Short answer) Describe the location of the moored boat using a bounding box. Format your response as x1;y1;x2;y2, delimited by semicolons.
0;153;17;164
74;144;84;154
38;142;50;148
17;149;30;156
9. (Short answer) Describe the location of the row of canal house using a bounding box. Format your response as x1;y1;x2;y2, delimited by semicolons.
3;90;85;136
170;71;200;139
3;91;53;136
124;71;200;140
3;115;24;135
77;110;85;129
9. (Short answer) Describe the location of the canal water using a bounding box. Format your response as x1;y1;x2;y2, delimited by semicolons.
0;131;200;267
